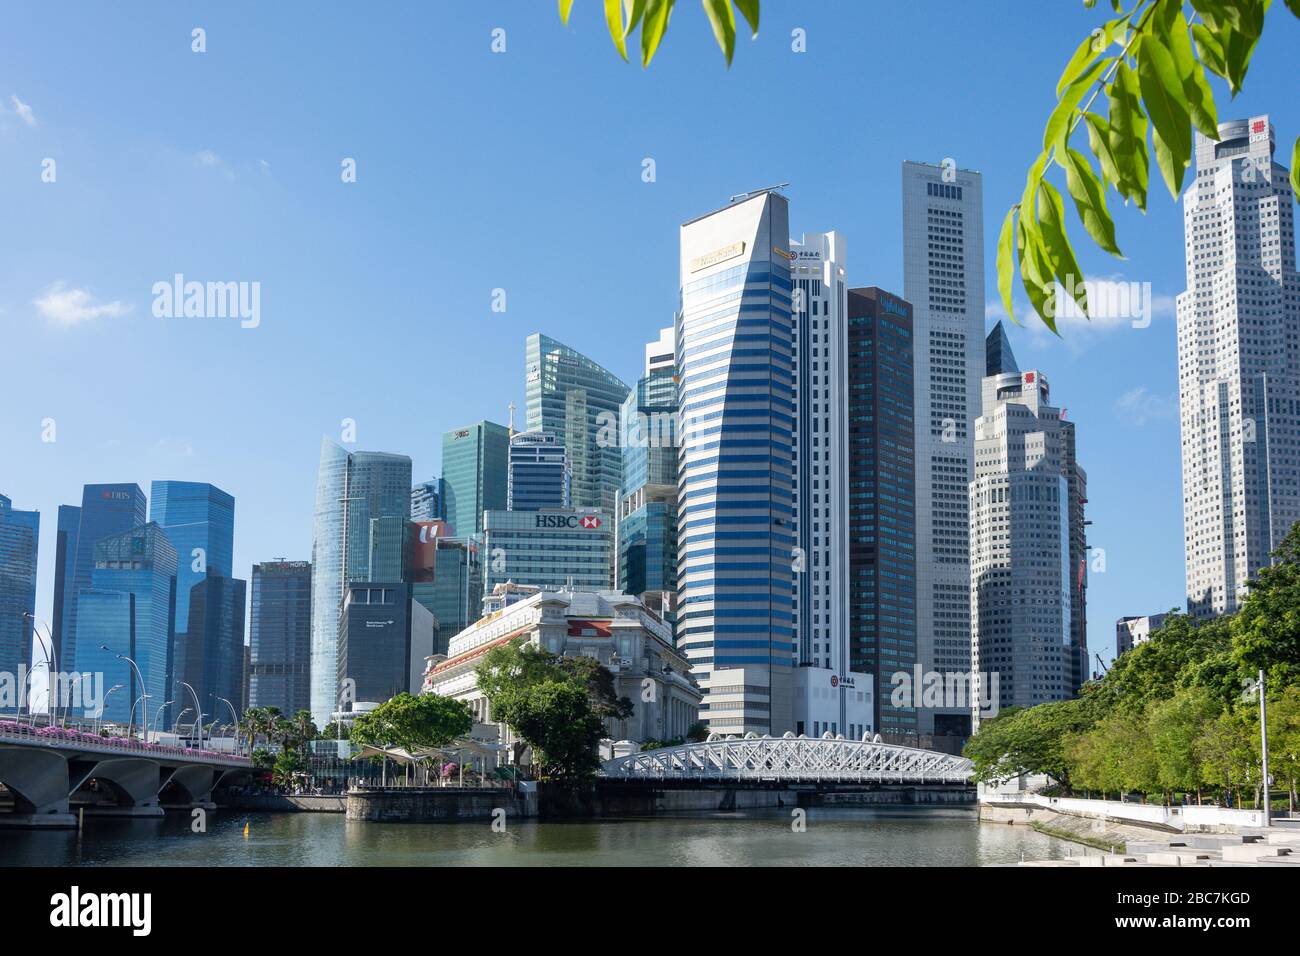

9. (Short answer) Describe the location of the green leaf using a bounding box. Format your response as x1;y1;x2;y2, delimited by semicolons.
734;0;760;37
1136;34;1192;199
1165;6;1219;138
997;205;1019;325
1064;147;1122;258
1220;19;1262;95
1286;0;1300;16
1106;63;1149;211
1292;136;1300;203
1037;179;1089;318
624;0;647;36
1044;57;1111;155
1018;216;1058;335
1191;23;1228;84
559;0;575;26
1083;112;1121;190
641;0;673;66
702;0;737;66
604;0;629;60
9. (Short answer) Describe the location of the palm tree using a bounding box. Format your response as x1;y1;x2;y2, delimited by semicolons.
239;706;266;752
290;710;317;753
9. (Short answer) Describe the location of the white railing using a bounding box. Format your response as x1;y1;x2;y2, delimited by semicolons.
0;719;250;765
982;792;1268;829
601;733;974;783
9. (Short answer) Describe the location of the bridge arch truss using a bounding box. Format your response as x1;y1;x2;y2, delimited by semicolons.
601;734;974;785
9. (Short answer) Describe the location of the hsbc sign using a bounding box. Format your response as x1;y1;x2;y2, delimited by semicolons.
535;514;602;530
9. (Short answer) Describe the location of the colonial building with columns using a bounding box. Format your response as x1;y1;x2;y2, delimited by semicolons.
422;588;701;752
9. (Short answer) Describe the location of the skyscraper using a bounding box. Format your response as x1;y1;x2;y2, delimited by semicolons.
1177;115;1300;617
75;523;177;726
60;484;147;673
677;187;795;736
50;505;80;666
0;494;39;677
508;431;571;511
846;288;917;735
902;161;985;736
410;478;444;522
970;367;1087;718
787;232;850;672
248;560;312;715
150;481;244;725
525;333;630;513
617;326;679;622
309;438;413;726
441;421;509;538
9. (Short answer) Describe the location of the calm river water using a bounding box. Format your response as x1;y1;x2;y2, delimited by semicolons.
2;806;1073;866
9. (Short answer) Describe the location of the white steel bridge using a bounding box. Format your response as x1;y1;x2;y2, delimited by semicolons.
601;733;974;786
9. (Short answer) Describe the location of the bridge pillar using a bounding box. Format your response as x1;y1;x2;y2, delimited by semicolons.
161;765;219;811
76;757;165;818
0;744;77;828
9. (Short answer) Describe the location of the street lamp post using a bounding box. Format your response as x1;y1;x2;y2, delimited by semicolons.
174;707;192;733
101;645;149;742
214;697;240;754
153;700;174;739
178;681;204;749
98;684;125;734
24;613;57;726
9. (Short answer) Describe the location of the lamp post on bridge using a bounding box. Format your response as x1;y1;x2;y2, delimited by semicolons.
178;681;204;750
23;612;57;726
101;645;149;742
97;684;124;735
214;696;240;755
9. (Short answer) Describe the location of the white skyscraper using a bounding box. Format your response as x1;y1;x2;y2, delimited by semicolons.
1177;116;1300;617
902;161;985;736
970;368;1086;719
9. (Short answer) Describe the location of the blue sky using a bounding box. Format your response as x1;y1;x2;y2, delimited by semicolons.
2;1;1297;669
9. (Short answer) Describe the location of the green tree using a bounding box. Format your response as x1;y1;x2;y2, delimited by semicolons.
685;721;709;743
964;697;1098;790
1231;523;1300;688
1104;612;1232;713
998;0;1300;333
1267;686;1300;810
1197;708;1256;806
1149;686;1221;801
348;692;473;752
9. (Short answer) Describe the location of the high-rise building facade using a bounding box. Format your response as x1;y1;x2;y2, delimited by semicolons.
845;288;918;735
1116;612;1169;657
60;484;148;673
441;421;509;538
337;582;411;707
412;534;481;649
525;333;629;513
1177;115;1300;617
902;161;985;736
969;368;1087;718
150;481;243;724
309;439;413;726
50;505;81;666
617;326;679;623
507;430;570;511
677;188;795;736
0;494;40;677
75;523;177;726
482;508;612;596
410;478;444;522
248;560;312;715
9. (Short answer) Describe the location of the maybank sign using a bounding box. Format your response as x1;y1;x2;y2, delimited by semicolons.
535;514;603;530
689;241;745;273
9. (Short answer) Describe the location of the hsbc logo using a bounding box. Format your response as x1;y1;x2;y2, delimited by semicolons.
534;514;602;530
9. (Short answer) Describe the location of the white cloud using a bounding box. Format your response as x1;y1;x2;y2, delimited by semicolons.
1114;385;1178;426
9;94;36;127
33;282;131;326
193;149;235;179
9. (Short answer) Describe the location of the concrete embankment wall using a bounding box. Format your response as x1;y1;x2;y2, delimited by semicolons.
813;787;975;806
345;787;534;822
218;793;346;813
980;803;1168;851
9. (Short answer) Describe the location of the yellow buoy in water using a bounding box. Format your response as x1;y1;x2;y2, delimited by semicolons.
243;820;250;839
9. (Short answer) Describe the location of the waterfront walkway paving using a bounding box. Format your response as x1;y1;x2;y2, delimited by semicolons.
1021;827;1300;867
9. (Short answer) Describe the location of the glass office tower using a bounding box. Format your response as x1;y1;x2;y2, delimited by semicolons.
75;523;177;727
525;333;630;513
410;478;444;522
507;430;570;511
846;287;918;734
676;187;795;736
0;494;40;676
61;484;148;673
50;505;80;667
617;326;679;624
150;481;243;724
249;560;312;715
309;438;413;726
441;422;509;538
